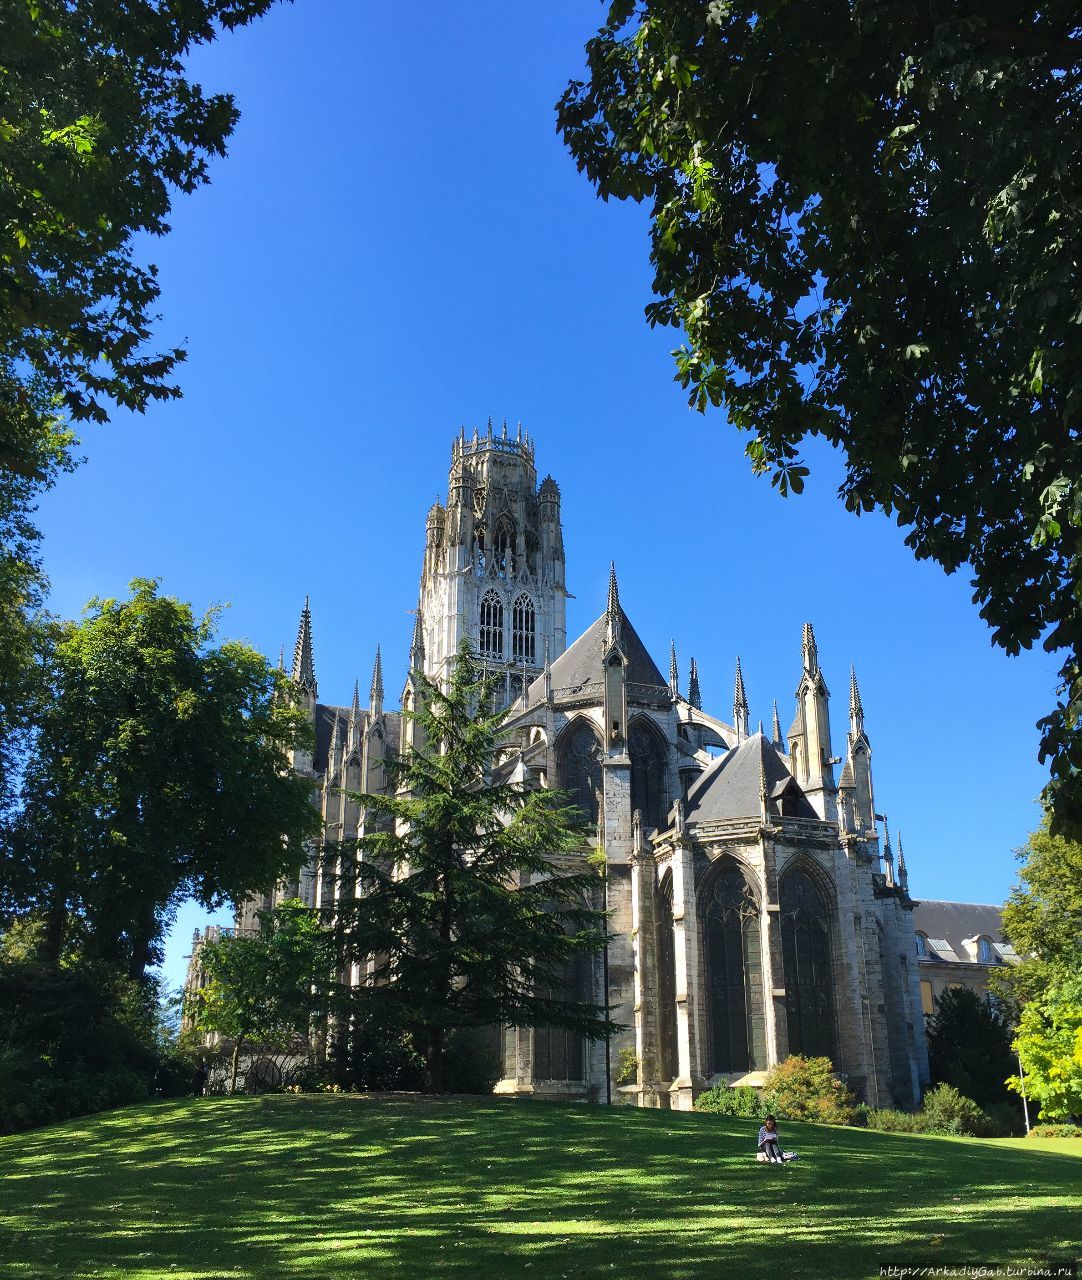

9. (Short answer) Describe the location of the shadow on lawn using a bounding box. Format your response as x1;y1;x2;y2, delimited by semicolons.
0;1097;1079;1280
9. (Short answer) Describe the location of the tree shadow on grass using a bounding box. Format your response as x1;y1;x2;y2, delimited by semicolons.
0;1097;1079;1280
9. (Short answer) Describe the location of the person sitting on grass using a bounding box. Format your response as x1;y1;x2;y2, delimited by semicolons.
757;1115;785;1163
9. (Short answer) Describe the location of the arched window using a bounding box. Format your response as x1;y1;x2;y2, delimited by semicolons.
494;515;515;578
511;594;535;664
479;590;503;658
703;862;766;1074
655;874;678;1083
977;936;994;964
780;867;836;1060
559;722;603;825
915;932;928;959
629;721;666;831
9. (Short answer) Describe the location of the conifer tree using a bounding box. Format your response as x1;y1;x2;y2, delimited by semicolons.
324;643;615;1093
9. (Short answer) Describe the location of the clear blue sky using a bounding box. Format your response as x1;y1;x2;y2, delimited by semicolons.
34;1;1058;993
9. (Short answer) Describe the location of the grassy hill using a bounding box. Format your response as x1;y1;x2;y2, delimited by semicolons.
1;1095;1079;1280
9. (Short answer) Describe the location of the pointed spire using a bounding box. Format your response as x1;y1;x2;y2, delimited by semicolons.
733;656;750;740
881;815;895;887
327;712;340;776
772;699;783;746
409;604;426;670
291;596;317;699
896;830;908;890
277;644;285;672
669;640;679;700
688;658;702;711
369;645;384;714
802;621;819;675
849;665;864;736
606;561;621;645
758;738;770;824
349;678;361;725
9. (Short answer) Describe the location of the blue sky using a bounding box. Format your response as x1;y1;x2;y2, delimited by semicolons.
34;1;1058;993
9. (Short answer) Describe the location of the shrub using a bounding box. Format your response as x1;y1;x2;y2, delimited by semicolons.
864;1107;923;1133
762;1055;857;1125
1029;1123;1082;1138
694;1085;761;1117
919;1083;993;1136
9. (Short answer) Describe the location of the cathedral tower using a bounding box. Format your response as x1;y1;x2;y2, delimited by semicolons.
417;421;567;703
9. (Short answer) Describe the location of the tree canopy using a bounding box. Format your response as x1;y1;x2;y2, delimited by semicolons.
1;579;319;978
324;644;615;1093
0;0;286;467
1001;819;1082;1120
559;1;1082;835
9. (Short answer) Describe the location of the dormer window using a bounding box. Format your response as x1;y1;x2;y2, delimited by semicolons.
915;932;928;959
977;936;994;964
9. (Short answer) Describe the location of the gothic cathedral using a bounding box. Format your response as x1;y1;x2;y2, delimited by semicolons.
239;423;929;1109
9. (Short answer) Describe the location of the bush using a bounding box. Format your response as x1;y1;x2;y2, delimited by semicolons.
694;1085;761;1117
761;1055;857;1125
919;1083;993;1136
864;1107;923;1133
1029;1123;1082;1138
0;957;170;1134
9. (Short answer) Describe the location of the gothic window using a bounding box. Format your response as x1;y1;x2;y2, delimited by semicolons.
511;594;536;664
703;862;766;1074
629;721;666;831
533;951;588;1082
479;589;504;658
494;515;515;578
780;867;837;1060
525;530;539;575
558;721;603;825
655;875;678;1083
915;932;928;959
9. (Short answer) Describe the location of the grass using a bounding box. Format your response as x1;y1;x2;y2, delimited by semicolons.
1;1095;1080;1280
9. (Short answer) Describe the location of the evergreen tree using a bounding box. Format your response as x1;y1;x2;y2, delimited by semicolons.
926;986;1018;1114
323;643;615;1093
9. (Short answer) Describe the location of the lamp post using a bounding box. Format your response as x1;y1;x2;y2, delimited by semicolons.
1017;1051;1031;1135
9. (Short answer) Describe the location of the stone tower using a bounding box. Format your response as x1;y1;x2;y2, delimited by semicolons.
417;420;567;703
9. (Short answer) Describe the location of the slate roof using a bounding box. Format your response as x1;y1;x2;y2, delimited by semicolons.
314;704;402;772
684;732;817;823
528;607;668;702
911;900;1016;965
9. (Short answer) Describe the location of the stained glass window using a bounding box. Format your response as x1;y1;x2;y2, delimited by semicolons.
629;721;666;831
703;862;766;1073
780;867;837;1060
559;722;602;824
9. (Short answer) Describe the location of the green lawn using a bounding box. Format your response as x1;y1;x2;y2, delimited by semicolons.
1;1096;1079;1279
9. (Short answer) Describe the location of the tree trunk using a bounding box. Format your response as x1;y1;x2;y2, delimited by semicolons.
42;897;67;964
230;1038;243;1095
425;1026;443;1094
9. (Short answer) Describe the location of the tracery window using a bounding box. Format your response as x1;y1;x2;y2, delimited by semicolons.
479;589;504;658
629;721;666;832
511;594;536;664
559;722;603;825
703;862;767;1074
780;867;837;1060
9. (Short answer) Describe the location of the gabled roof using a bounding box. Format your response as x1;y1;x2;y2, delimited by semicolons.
529;606;669;702
684;732;816;823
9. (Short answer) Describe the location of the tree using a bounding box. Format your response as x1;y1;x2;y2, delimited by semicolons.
1001;819;1082;1119
0;364;74;812
187;899;331;1094
0;0;287;470
1;579;319;977
558;2;1082;836
324;643;615;1094
926;986;1018;1113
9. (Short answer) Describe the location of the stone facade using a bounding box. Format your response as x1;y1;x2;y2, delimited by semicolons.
204;426;932;1109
